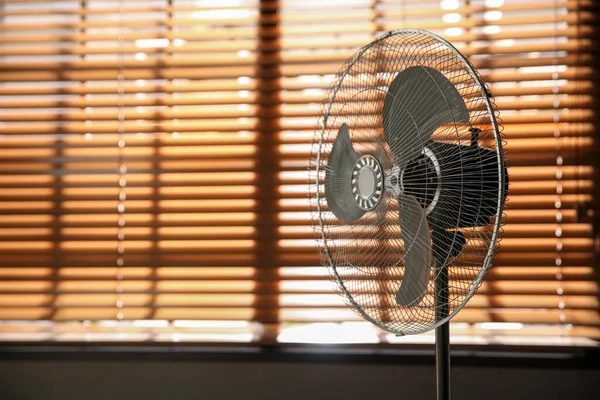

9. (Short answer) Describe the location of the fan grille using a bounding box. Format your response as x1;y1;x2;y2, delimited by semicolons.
309;30;506;335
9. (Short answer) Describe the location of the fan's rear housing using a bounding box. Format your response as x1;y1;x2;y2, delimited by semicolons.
309;30;507;336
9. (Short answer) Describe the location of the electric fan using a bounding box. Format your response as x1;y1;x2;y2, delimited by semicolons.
309;30;508;400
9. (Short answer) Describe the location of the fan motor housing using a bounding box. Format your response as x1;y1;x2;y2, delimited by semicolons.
400;146;441;215
410;140;505;229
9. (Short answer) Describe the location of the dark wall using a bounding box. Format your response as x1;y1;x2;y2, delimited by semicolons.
1;353;598;400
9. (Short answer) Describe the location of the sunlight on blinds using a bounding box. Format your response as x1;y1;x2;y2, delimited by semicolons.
0;0;597;345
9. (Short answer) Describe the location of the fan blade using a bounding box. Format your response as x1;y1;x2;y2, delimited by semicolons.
382;66;470;163
324;123;366;223
396;194;432;307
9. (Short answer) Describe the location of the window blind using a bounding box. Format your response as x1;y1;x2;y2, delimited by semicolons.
0;0;598;345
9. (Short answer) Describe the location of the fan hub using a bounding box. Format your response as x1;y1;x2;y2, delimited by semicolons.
351;155;383;210
357;168;376;197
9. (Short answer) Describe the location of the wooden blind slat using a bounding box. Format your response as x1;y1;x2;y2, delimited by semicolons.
1;0;594;17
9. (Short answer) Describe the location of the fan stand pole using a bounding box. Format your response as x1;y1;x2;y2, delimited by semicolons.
435;257;451;400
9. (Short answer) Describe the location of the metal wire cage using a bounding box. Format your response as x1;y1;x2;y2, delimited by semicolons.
308;29;507;336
